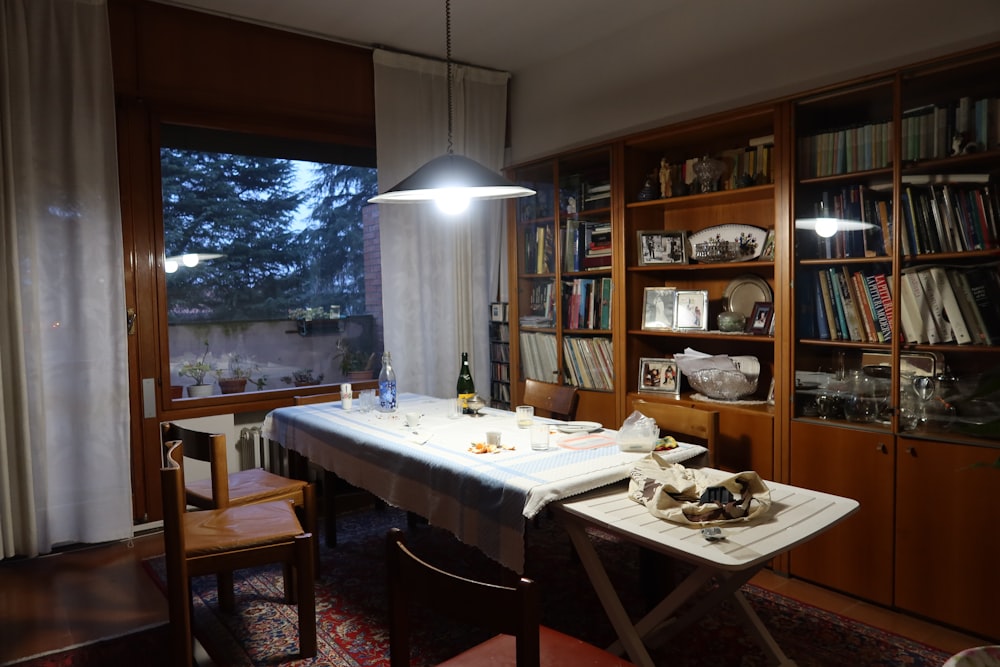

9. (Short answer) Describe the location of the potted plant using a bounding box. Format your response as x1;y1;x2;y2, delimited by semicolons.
178;340;216;397
281;368;325;387
218;353;264;394
335;339;376;380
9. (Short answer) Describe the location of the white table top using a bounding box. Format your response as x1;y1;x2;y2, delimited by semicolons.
263;393;707;572
554;473;860;571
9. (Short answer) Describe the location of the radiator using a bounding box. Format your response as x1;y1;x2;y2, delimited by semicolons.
236;424;266;471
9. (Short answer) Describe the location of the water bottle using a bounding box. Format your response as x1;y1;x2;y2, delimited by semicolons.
378;351;397;412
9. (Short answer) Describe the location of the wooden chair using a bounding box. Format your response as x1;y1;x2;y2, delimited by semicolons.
160;421;319;570
631;398;717;466
160;441;316;667
522;379;580;421
385;528;634;667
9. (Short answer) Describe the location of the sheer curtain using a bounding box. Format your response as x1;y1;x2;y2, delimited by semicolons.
373;50;510;398
0;0;132;558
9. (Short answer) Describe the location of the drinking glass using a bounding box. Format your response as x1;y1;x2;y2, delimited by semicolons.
530;423;550;451
912;375;935;425
515;405;534;428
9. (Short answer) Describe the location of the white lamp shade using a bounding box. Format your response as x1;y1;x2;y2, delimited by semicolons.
368;154;535;204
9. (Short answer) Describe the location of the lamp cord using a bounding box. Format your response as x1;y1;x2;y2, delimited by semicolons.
445;0;454;156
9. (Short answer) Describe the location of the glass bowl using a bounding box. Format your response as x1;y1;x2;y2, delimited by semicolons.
687;368;758;400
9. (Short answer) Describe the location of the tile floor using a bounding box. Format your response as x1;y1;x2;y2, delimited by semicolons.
0;526;987;665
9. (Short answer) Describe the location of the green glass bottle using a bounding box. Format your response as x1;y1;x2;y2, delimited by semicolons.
456;352;475;414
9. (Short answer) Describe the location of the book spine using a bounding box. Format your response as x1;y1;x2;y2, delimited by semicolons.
898;272;925;344
928;266;972;344
915;268;953;342
814;273;831;340
852;271;879;342
836;267;865;341
947;268;990;345
963;266;1000;341
872;273;894;342
817;270;842;339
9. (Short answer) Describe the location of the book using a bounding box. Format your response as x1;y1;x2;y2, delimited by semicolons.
817;270;841;340
872;273;894;343
796;270;819;339
927;266;972;344
947;267;991;345
963;265;1000;342
914;268;955;343
897;271;925;343
852;271;879;342
834;267;865;342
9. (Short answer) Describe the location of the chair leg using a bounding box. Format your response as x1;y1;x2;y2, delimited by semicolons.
217;571;235;612
295;533;317;658
167;579;194;667
323;470;338;548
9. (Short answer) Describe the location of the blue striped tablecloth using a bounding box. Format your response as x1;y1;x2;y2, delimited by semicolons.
263;393;706;572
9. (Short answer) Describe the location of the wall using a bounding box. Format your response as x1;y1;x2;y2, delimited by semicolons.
507;0;1000;163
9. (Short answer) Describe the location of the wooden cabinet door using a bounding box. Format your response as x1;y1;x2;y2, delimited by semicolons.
788;421;894;605
707;405;774;478
895;438;1000;639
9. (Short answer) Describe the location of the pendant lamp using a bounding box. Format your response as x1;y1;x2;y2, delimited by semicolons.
368;0;535;214
795;202;875;238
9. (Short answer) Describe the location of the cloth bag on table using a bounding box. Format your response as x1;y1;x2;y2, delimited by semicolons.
628;452;771;525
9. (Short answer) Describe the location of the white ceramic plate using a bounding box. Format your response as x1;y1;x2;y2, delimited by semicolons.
723;274;773;318
687;224;768;263
557;420;603;434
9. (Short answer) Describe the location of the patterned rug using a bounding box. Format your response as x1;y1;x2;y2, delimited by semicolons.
134;504;953;667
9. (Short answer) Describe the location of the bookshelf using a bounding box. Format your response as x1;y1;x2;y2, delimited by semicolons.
788;45;1000;638
507;146;616;425
488;303;510;410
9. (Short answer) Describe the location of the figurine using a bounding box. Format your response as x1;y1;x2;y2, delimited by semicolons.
637;171;658;201
658;158;672;198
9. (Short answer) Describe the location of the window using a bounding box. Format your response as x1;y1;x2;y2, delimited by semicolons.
159;125;382;400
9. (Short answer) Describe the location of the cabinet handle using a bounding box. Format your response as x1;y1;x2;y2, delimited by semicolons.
876;442;887;454
906;447;916;457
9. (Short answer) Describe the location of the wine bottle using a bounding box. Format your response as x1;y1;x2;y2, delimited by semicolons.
456;351;475;414
378;351;397;412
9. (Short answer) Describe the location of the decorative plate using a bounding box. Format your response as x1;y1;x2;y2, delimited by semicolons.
557;421;603;434
723;274;773;318
687;224;768;263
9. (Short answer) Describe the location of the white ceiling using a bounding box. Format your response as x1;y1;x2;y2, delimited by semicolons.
153;0;1000;162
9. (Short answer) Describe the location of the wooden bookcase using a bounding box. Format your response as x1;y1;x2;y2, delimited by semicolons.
506;42;1000;640
488;303;510;410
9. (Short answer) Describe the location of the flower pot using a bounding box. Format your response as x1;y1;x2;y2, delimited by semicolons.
187;384;214;398
294;380;321;387
218;378;248;394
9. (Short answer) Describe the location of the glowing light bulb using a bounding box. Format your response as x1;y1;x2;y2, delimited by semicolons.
165;259;178;273
814;217;839;238
435;189;470;215
181;253;199;267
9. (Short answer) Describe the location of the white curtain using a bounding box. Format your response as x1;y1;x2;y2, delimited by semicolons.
0;0;132;558
373;49;510;399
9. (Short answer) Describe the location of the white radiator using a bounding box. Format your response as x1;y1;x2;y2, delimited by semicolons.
236;424;266;471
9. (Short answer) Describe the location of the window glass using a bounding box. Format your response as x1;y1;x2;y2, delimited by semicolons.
160;126;381;399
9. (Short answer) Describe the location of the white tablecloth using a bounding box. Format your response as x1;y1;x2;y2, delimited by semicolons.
263;393;706;572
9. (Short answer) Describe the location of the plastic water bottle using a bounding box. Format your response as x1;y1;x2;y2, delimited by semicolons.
378;351;397;412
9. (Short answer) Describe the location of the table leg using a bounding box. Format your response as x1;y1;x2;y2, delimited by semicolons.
323;469;338;548
731;589;797;666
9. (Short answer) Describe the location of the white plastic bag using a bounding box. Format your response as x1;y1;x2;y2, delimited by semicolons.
616;410;659;452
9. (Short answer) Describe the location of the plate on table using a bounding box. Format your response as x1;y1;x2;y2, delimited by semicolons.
557;421;603;434
687;224;768;263
723;274;773;318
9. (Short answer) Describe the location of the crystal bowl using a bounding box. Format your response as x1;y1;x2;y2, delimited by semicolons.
687;368;758;400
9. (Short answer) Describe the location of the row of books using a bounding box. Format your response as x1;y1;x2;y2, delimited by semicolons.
562;336;614;391
490;380;511;406
563;277;612;330
519;282;556;327
898;265;1000;345
798;267;894;343
489;322;509;343
489;342;509;363
519;332;559;382
523;223;555;274
898;181;999;255
800;185;893;260
563;219;612;271
489;360;510;382
717;140;775;189
797;120;893;179
901;96;1000;163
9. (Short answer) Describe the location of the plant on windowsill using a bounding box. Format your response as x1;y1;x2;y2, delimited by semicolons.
178;339;216;397
281;368;325;387
218;353;265;394
335;339;376;381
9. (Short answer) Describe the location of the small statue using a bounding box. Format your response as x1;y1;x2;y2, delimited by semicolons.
637;171;657;201
658;158;672;198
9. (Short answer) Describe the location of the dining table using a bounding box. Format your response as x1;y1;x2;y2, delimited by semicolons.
262;393;707;573
551;473;860;667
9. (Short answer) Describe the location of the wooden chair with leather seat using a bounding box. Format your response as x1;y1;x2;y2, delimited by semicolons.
385;528;635;667
160;421;319;570
522;379;580;421
160;440;316;667
631;398;717;467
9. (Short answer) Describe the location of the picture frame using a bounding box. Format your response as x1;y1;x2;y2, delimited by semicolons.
747;301;774;335
641;287;677;330
759;228;776;262
673;289;709;331
638;357;681;395
637;230;688;265
767;377;776;405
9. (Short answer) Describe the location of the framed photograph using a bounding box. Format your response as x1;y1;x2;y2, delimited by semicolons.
637;230;688;265
747;301;774;335
674;289;709;331
641;287;677;330
759;228;776;262
767;377;776;405
638;357;680;395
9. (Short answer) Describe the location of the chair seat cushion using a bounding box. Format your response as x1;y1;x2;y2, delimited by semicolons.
438;626;635;666
186;468;307;508
183;499;304;556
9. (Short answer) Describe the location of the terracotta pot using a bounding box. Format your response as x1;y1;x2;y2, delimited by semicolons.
346;370;375;381
169;385;183;399
218;378;248;394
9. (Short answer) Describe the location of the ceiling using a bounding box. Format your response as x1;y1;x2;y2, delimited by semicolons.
151;0;1000;162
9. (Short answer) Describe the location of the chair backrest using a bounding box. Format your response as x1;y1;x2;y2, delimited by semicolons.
160;422;230;507
522;379;579;421
631;399;718;466
386;527;541;667
160;441;192;646
293;392;342;406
